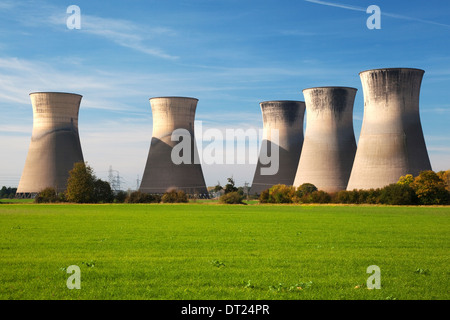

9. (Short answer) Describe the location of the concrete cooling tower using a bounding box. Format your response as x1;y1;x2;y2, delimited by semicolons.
139;97;208;196
250;100;305;195
16;92;84;197
347;68;432;190
293;87;357;193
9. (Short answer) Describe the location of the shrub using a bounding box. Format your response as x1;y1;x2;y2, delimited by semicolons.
354;189;381;204
365;189;381;204
259;189;270;203
347;190;362;204
34;187;59;203
333;190;351;204
268;184;296;203
125;191;161;203
378;183;417;205
219;191;245;204
161;190;188;203
114;191;128;203
303;190;331;204
332;189;380;204
57;191;67;202
296;183;318;198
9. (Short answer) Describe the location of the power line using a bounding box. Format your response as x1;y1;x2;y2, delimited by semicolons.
108;165;125;192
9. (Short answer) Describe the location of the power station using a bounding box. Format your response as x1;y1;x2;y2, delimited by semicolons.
250;100;305;195
16;92;84;197
139;96;208;196
12;68;433;197
347;68;432;190
293;87;357;192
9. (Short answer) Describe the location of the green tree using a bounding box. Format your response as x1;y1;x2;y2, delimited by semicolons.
296;183;318;198
437;170;450;192
34;187;59;203
114;190;128;203
0;186;7;198
0;186;17;198
213;182;223;193
397;174;415;186
224;177;238;194
94;179;114;203
410;170;449;205
65;162;96;203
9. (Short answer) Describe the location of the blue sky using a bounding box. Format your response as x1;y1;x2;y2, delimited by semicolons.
0;0;449;189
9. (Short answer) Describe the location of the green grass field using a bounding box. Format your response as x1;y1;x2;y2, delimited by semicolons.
0;203;448;300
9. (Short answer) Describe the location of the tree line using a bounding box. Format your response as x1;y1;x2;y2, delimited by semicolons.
258;170;450;205
0;186;17;199
34;162;189;204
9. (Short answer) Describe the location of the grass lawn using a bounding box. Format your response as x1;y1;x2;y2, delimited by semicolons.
0;199;34;204
0;203;448;300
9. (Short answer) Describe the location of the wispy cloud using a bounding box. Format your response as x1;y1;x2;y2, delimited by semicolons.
4;1;179;60
305;0;365;12
305;0;450;28
0;57;146;112
70;14;179;60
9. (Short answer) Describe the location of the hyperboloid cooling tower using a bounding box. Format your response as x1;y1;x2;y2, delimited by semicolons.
16;92;84;197
139;96;208;196
293;87;357;192
346;68;432;190
250;100;305;195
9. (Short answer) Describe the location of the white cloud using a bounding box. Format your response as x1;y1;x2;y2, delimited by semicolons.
305;0;450;28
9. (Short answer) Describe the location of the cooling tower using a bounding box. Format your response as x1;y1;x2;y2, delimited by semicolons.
347;68;432;190
250;101;305;195
293;87;357;193
139;97;208;196
16;92;84;197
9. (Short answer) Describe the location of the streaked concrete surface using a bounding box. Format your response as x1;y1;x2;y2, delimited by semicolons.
139;97;208;196
251;100;305;195
347;68;432;190
294;87;357;192
16;92;84;196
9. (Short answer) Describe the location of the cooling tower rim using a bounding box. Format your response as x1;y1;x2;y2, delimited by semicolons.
149;96;199;101
29;91;83;97
302;86;357;92
260;100;305;104
359;67;425;75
